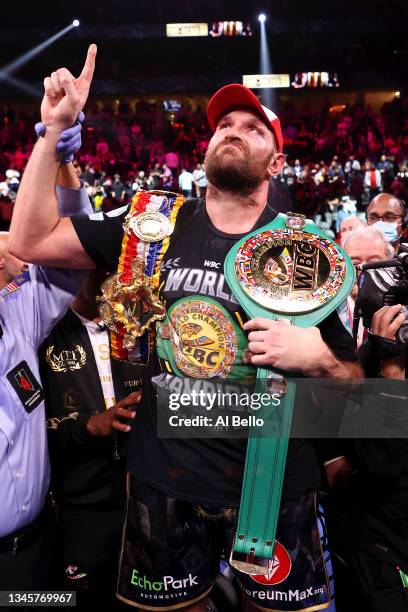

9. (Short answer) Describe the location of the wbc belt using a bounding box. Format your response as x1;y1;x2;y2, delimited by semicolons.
97;190;186;363
224;211;355;575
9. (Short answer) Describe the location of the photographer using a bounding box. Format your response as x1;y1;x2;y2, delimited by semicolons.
347;305;408;611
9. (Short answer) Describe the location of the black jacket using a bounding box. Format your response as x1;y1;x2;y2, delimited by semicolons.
39;309;143;509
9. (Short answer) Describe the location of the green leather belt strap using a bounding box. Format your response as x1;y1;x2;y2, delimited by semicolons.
224;212;355;574
229;367;296;574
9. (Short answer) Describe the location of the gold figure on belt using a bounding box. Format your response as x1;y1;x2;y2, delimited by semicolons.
97;257;165;348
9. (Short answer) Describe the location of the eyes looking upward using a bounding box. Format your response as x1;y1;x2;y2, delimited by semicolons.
216;113;268;139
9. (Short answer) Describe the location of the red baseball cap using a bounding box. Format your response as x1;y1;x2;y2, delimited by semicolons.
207;83;283;153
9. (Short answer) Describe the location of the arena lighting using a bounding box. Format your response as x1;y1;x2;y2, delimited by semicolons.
0;73;41;97
73;19;80;27
0;22;79;82
395;91;401;98
258;12;275;109
243;74;289;88
166;23;208;37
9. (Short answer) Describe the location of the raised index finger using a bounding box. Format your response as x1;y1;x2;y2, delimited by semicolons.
79;43;97;82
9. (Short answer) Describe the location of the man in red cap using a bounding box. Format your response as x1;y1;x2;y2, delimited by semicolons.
10;52;360;611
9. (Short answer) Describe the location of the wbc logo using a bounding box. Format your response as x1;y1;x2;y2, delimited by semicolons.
251;541;292;585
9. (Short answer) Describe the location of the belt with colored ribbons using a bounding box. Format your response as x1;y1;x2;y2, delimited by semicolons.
98;190;186;364
224;212;355;574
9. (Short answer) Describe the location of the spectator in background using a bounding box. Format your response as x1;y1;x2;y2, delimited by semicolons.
5;170;20;198
111;174;125;201
364;162;382;201
390;173;408;203
335;204;350;234
344;155;361;188
121;180;134;203
178;167;194;198
164;150;179;178
349;168;365;211
160;162;173;188
293;158;303;177
339;215;364;244
146;163;162;190
377;153;394;191
132;171;147;194
93;189;105;212
81;164;96;186
344;155;361;176
0;177;11;200
193;162;207;197
328;160;345;200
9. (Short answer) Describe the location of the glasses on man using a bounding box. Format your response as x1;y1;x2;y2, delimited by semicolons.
367;213;402;224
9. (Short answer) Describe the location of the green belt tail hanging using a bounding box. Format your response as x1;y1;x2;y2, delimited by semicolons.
224;212;355;574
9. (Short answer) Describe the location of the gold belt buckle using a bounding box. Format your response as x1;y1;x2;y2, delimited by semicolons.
97;258;166;341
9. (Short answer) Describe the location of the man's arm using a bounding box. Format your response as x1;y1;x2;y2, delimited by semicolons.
58;161;81;190
8;45;97;269
4;169;95;347
303;346;362;379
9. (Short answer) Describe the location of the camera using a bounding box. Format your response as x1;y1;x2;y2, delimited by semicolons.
354;244;408;343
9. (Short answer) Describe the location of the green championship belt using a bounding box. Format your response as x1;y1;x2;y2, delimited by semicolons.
224;212;355;574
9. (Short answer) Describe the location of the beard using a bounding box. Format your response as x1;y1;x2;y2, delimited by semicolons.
205;140;273;195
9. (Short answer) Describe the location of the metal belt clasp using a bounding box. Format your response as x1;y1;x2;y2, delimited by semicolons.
265;370;288;398
229;535;275;575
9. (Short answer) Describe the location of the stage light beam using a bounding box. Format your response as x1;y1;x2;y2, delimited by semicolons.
258;12;275;109
73;19;80;27
0;74;41;97
0;21;79;81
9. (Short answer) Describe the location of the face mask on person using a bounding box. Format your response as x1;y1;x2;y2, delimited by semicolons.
373;220;399;243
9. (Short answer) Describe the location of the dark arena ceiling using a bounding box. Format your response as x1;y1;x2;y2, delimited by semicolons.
0;0;406;96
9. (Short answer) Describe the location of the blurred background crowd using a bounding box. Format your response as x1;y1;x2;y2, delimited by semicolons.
0;93;407;235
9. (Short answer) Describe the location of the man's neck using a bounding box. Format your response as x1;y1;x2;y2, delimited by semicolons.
71;295;101;323
205;182;269;234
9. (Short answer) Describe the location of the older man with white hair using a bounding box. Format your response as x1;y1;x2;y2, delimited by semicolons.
342;225;392;345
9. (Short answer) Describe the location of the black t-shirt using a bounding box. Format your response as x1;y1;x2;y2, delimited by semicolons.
72;198;357;506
